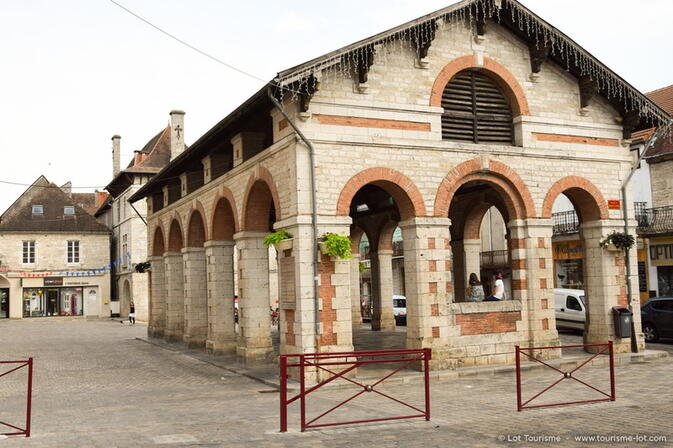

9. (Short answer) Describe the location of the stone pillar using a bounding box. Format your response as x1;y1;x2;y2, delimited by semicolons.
581;220;637;353
234;231;273;362
370;250;396;331
205;240;236;355
450;240;466;301
182;247;207;348
163;252;184;342
399;217;454;368
148;255;165;338
350;254;363;327
512;219;559;356
463;239;482;285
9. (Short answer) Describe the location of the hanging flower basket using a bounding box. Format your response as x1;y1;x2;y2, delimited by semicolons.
275;238;293;252
319;233;352;259
599;231;635;252
263;230;293;247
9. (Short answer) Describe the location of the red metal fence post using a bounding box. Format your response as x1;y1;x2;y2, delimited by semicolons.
423;348;431;421
279;356;287;433
25;358;33;438
299;355;306;433
515;346;522;412
608;341;615;401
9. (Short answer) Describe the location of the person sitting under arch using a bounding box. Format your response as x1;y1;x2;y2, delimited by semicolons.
465;273;485;302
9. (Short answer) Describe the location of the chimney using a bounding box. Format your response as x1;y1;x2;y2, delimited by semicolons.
112;135;121;177
95;190;109;207
133;150;144;166
170;110;185;160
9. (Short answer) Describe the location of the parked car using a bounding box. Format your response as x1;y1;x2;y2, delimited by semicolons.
641;297;673;342
554;288;586;332
393;295;406;325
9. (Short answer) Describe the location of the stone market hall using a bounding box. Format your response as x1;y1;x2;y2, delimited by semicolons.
129;0;672;368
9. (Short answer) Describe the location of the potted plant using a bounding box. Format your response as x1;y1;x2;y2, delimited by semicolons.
263;230;293;251
599;231;635;252
319;233;352;259
134;261;151;273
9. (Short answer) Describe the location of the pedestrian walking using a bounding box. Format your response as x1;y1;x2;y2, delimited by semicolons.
129;302;136;325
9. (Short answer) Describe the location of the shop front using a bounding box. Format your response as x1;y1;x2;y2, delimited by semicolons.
552;239;584;289
21;277;100;318
649;236;673;297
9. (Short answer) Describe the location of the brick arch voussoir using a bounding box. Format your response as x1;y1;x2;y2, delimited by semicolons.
336;167;427;219
541;176;610;220
241;166;283;231
210;187;239;241
430;55;530;117
434;158;535;220
186;201;208;247
151;223;166;256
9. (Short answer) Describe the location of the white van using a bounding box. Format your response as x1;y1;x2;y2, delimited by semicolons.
393;295;406;325
554;288;586;331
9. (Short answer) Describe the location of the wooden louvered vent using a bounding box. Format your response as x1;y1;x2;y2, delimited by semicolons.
441;70;513;144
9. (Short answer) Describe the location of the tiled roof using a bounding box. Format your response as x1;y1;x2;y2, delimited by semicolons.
70;192;98;215
643;85;673;159
0;176;111;233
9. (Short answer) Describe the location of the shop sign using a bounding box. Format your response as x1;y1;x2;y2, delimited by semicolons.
608;200;621;210
44;277;63;286
64;279;88;286
650;237;673;267
553;240;584;260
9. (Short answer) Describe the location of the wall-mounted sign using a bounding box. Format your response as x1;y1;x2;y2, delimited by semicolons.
608;200;621;210
553;240;584;260
650;237;673;267
44;277;63;286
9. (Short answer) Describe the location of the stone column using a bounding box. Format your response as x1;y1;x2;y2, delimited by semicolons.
513;219;559;356
581;220;637;353
370;250;396;331
163;252;184;342
463;239;482;285
350;254;363;327
205;240;236;355
234;231;273;362
148;255;165;338
450;240;466;301
399;217;454;368
182;247;207;348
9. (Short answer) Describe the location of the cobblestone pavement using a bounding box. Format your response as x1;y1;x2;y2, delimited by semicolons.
0;319;672;447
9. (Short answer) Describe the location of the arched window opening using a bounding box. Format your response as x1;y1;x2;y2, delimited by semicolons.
441;69;513;144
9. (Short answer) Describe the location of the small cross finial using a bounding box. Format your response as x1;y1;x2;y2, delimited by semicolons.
175;124;183;139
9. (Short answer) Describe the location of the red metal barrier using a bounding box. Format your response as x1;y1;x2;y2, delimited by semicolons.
0;358;33;437
515;342;615;411
280;348;431;432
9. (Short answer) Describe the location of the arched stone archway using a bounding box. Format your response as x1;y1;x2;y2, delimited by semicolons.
430;55;530;117
149;226;166;338
152;226;165;257
164;217;185;342
183;208;208;348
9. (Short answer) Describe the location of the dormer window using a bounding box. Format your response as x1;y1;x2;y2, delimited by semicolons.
32;205;43;214
64;206;75;215
441;69;514;145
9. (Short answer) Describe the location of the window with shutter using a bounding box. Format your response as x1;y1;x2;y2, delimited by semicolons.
441;69;514;145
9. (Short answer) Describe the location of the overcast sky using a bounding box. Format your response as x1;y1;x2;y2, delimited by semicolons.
1;0;671;214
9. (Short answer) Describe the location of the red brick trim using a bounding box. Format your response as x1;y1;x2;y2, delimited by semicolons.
318;254;337;346
337;167;427;219
432;326;440;338
433;158;536;219
511;259;527;270
512;279;528;291
285;309;295;346
456;311;521;335
542;318;549;330
167;217;184;251
539;258;546;269
314;114;431;131
431;304;439;316
541;299;548;309
241;166;282;231
533;133;619;147
151;224;166;256
430;55;530;116
541;176;610;220
186;201;208;247
210;187;238;241
510;238;525;249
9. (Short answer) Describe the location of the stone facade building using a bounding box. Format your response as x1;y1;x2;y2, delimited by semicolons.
95;111;184;321
130;0;671;368
0;176;111;319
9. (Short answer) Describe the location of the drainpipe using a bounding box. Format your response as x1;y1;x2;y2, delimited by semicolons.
267;86;321;348
620;122;670;353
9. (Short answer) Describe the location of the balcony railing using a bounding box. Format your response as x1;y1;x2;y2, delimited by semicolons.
480;250;509;268
637;205;673;234
552;210;579;235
